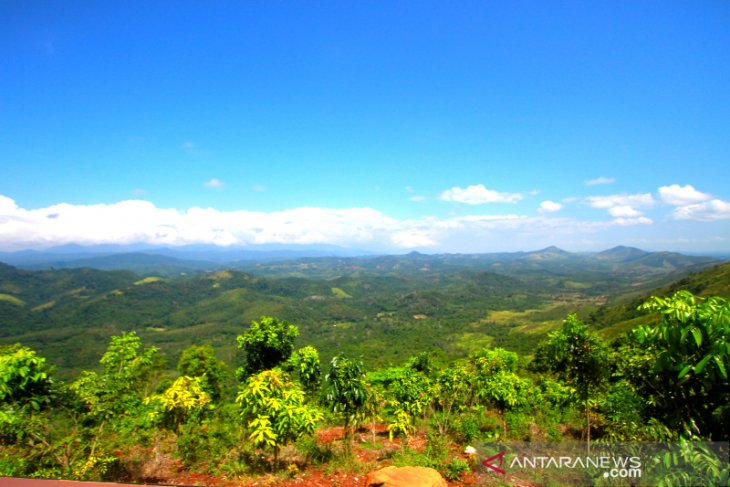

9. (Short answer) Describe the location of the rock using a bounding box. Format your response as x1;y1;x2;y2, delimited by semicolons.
365;466;448;487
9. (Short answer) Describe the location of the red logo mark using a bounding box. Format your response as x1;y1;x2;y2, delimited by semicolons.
482;450;507;475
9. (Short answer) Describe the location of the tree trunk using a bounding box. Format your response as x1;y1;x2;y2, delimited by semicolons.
585;397;591;453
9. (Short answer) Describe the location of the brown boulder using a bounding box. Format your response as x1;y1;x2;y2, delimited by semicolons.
365;466;447;487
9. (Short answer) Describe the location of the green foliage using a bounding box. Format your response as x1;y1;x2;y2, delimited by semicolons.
72;332;160;426
146;376;211;433
322;355;367;438
444;457;471;480
285;345;321;396
237;316;299;378
236;368;322;464
0;344;53;411
470;348;534;413
0;345;54;445
631;291;729;439
644;440;729;487
532;315;610;443
177;345;227;401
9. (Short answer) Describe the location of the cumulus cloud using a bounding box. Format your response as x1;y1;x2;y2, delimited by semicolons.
538;201;563;213
439;184;523;204
0;192;724;253
587;193;655;209
656;185;729;221
0;196;401;250
409;195;426;202
659;184;712;206
585;193;655;225
204;178;225;189
0;196;541;252
585;177;615;186
670;199;730;221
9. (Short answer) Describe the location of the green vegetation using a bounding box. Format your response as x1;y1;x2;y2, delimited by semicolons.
0;294;728;483
0;254;728;483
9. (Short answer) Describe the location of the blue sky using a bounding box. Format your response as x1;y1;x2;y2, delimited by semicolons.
1;1;729;253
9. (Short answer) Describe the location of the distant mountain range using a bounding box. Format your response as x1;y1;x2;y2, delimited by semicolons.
0;244;722;278
0;244;373;275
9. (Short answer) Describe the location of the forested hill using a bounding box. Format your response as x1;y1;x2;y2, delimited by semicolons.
0;248;724;379
587;260;730;338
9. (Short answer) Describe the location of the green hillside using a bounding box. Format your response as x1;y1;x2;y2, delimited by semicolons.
587;261;730;339
0;250;724;380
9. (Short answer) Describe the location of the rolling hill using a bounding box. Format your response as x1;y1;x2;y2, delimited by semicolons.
0;247;724;379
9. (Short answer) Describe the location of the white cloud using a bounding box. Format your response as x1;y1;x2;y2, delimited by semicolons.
585;177;615;186
608;205;641;218
182;141;195;150
670;199;730;221
587;193;655;209
0;193;724;253
409;195;426;202
439;184;523;204
659;184;712;206
611;216;653;226
204;178;225;189
538;201;563;213
584;193;657;225
252;185;267;192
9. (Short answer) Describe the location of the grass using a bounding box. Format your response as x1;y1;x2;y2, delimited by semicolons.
0;293;25;306
31;300;56;312
330;287;353;299
134;277;163;285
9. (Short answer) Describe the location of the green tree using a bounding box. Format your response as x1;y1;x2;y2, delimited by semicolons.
322;355;367;446
177;345;227;401
0;344;54;444
236;368;321;466
631;291;729;439
70;332;161;465
147;376;212;434
237;316;299;378
532;315;610;446
0;344;53;413
471;348;533;436
285;345;321;397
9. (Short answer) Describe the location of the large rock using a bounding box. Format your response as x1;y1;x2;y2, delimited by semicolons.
365;466;448;487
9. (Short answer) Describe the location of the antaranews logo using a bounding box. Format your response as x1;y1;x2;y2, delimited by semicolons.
477;442;728;486
481;450;507;475
480;446;642;484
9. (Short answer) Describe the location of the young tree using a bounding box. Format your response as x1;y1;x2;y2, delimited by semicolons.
177;345;227;401
322;355;367;446
532;315;610;446
146;375;212;467
236;368;321;466
237;316;298;378
471;348;534;436
70;332;161;463
147;376;212;434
